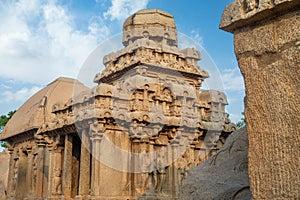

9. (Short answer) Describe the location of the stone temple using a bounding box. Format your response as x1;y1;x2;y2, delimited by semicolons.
0;9;236;200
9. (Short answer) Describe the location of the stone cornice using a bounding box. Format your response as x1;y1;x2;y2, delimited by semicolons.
220;0;300;32
1;129;36;143
94;38;208;83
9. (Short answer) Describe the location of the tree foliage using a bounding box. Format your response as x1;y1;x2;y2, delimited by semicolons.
236;112;246;128
0;110;16;148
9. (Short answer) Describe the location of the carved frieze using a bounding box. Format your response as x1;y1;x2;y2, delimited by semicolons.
94;41;209;83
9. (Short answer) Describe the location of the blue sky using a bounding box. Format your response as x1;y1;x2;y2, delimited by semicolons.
0;0;244;123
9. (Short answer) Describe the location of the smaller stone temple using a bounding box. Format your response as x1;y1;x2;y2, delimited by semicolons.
0;9;236;200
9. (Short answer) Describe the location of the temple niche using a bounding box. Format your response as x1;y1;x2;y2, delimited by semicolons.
0;9;236;200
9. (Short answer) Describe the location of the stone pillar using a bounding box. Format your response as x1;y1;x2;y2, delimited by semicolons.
47;145;54;197
51;146;63;197
171;143;180;198
42;145;50;197
78;128;91;198
62;134;73;198
89;119;105;197
25;147;33;199
7;150;19;199
16;150;27;200
90;133;102;197
35;140;46;198
6;147;14;197
220;1;300;199
31;148;38;198
131;138;140;197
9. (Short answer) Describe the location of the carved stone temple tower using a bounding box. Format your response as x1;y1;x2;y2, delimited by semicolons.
1;9;236;200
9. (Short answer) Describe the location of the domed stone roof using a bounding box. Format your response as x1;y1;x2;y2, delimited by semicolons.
122;9;178;47
0;77;89;140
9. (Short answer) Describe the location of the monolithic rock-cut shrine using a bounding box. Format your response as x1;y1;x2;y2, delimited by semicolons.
0;9;236;200
220;0;300;199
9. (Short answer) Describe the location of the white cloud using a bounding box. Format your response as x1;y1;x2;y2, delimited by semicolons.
226;112;242;123
1;86;42;103
0;0;110;85
178;31;204;50
221;67;245;92
190;30;204;47
104;0;151;21
0;83;11;89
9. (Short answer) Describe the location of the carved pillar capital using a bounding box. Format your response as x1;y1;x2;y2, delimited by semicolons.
13;149;20;160
89;119;105;141
44;134;61;151
34;134;46;147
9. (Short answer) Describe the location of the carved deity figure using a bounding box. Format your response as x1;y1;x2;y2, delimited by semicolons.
174;157;188;182
168;128;177;140
44;135;60;150
183;148;194;171
136;149;150;194
162;88;172;102
89;119;105;139
204;131;221;150
129;120;140;138
171;100;181;116
154;149;167;194
12;168;18;193
146;153;158;194
53;168;62;195
11;158;19;195
31;151;38;191
244;0;258;12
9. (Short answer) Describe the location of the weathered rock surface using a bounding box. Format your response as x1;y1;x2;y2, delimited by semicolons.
179;127;251;200
221;0;300;199
0;150;9;200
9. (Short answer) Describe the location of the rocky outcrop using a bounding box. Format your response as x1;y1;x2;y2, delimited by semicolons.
220;0;300;198
179;127;251;200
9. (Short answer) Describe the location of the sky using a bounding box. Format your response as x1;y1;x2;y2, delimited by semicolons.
0;0;245;123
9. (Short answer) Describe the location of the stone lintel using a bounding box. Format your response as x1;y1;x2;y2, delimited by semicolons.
220;0;300;33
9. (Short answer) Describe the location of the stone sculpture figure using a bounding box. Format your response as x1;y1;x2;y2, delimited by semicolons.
136;149;150;194
244;0;258;12
53;168;62;195
32;154;37;192
146;153;158;194
89;119;105;139
174;157;188;182
11;158;19;196
155;149;167;194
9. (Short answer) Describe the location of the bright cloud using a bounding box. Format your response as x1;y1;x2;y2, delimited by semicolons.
221;67;245;92
104;0;151;21
0;0;110;85
1;86;42;103
190;30;204;47
178;32;203;50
